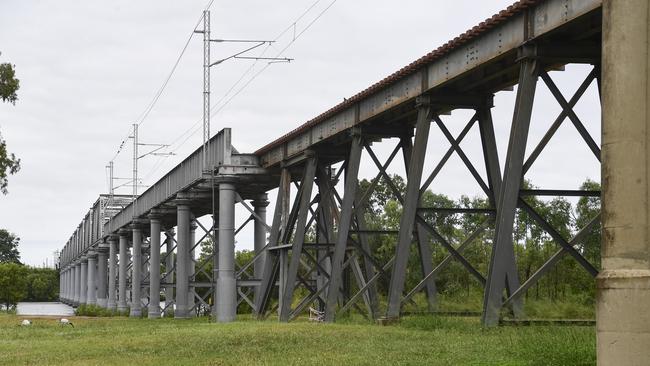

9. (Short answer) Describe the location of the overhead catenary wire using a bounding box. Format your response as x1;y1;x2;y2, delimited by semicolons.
135;0;217;127
106;0;216;193
138;0;338;184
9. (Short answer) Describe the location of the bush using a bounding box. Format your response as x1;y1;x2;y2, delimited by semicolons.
0;262;28;309
75;304;128;317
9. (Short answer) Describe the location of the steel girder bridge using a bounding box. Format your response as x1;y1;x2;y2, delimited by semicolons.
58;0;605;327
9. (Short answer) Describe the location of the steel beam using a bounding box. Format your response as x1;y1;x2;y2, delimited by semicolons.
280;157;317;322
386;96;433;319
401;133;437;312
324;135;363;322
482;58;539;326
255;168;290;318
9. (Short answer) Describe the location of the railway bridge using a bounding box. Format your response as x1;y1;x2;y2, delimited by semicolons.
57;0;649;362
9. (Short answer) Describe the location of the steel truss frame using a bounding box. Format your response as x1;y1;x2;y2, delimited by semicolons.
482;56;601;326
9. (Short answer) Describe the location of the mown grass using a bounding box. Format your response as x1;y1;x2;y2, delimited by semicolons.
0;313;594;365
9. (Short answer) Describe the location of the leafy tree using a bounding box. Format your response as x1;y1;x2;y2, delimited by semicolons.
575;179;601;268
0;262;28;310
0;132;20;195
0;56;19;104
0;229;21;264
0;52;21;195
25;268;59;301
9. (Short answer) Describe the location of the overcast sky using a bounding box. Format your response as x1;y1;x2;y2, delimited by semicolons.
0;0;600;266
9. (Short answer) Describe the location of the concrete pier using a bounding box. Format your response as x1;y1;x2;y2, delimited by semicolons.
216;182;236;322
598;0;650;364
97;244;108;308
107;236;118;311
148;214;162;318
130;225;143;317
73;261;80;305
79;256;88;305
253;194;269;304
117;230;129;312
175;200;191;318
86;251;97;306
164;229;175;317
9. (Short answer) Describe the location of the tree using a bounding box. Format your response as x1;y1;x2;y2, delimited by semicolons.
0;52;21;194
25;268;59;301
0;262;28;310
0;59;19;104
0;229;21;264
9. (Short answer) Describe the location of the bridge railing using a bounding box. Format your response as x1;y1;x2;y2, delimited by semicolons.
104;128;232;235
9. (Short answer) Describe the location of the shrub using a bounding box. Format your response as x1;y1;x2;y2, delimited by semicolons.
75;304;128;317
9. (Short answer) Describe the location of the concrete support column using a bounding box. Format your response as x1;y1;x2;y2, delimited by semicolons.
216;182;236;322
175;201;191;318
86;252;97;306
97;245;108;308
60;268;65;302
188;220;197;316
68;267;73;303
107;237;118;311
164;229;175;317
148;215;162;318
74;261;81;305
117;230;129;312
130;225;143;317
79;256;88;305
252;194;269;304
599;1;650;363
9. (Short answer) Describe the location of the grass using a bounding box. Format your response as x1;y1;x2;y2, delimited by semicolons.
0;313;595;365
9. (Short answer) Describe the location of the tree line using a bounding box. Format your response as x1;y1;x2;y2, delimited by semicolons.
0;230;59;311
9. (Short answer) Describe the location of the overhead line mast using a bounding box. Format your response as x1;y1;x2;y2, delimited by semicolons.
193;10;292;170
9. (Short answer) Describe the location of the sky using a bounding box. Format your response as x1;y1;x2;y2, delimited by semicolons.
0;0;601;267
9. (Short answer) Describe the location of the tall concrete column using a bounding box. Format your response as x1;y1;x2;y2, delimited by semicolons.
64;268;68;302
107;236;118;311
216;182;236;322
141;244;149;309
148;214;162;318
86;252;97;306
188;220;197;316
164;229;175;317
60;268;66;302
175;199;191;318
599;1;650;363
60;268;65;302
97;244;108;308
130;225;143;317
79;256;88;305
252;194;269;304
74;262;80;305
117;230;129;312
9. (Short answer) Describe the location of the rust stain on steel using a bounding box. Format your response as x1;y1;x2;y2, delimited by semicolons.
255;0;541;156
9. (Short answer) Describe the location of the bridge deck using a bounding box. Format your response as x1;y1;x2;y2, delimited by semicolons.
255;0;602;169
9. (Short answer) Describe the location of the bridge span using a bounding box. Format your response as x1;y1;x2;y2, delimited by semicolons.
56;0;650;362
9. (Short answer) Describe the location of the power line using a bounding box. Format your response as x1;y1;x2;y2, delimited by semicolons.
137;0;338;184
136;0;216;127
209;0;338;118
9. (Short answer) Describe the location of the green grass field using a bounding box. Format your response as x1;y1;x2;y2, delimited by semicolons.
0;314;595;365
